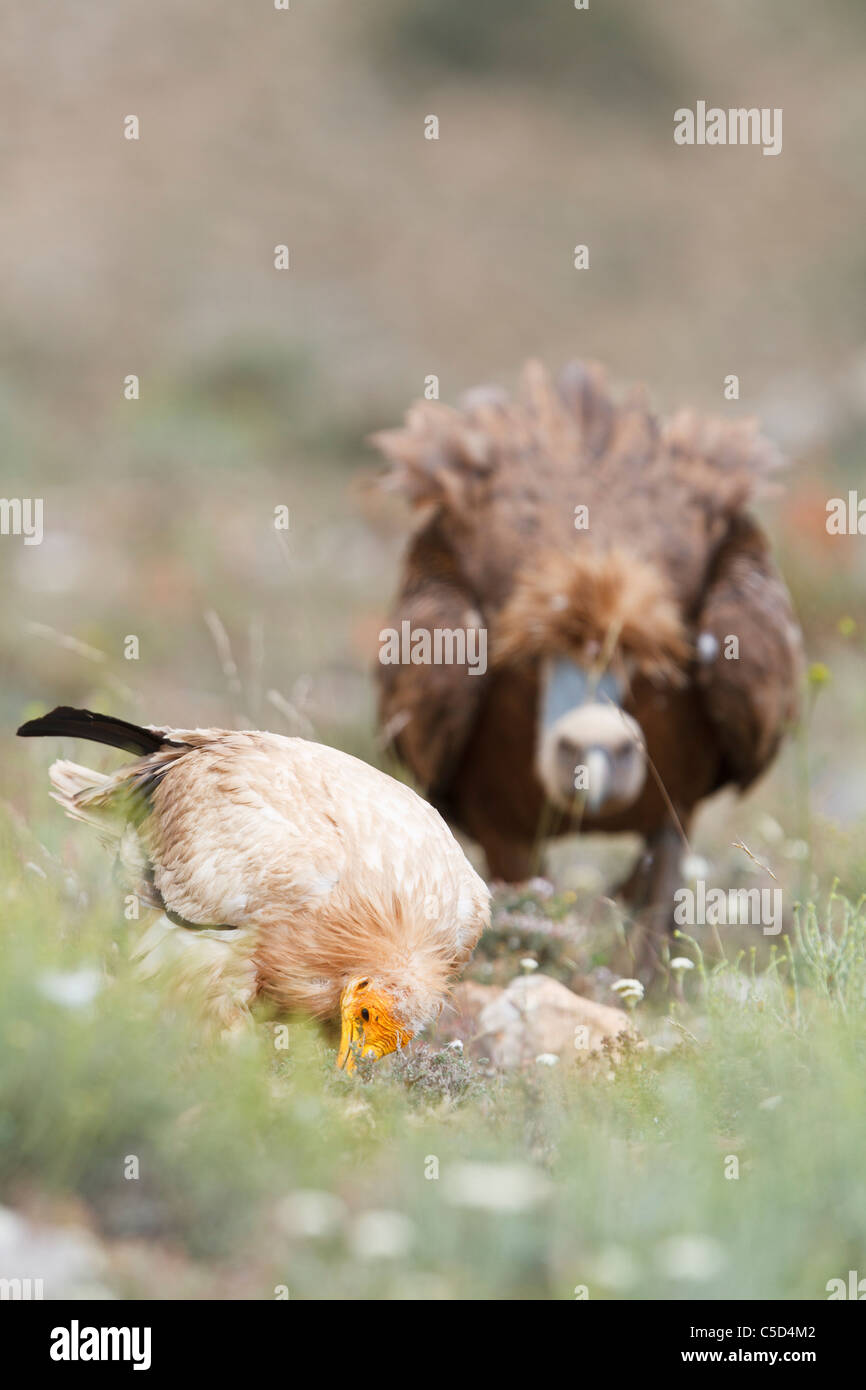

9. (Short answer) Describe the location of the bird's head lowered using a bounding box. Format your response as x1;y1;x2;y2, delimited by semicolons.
337;976;414;1072
294;876;486;1074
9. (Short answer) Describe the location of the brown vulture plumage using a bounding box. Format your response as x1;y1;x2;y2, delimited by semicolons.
372;360;804;973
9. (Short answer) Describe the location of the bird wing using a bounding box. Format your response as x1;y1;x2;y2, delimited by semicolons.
377;521;489;797
694;514;803;789
70;730;485;943
85;731;357;928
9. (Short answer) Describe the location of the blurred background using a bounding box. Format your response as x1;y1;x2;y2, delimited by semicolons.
2;0;866;1301
4;0;866;886
2;0;865;795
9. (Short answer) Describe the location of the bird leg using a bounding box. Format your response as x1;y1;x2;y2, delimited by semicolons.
481;833;537;885
615;824;684;980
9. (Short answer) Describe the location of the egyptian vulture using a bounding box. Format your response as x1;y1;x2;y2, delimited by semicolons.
17;707;490;1067
373;359;803;970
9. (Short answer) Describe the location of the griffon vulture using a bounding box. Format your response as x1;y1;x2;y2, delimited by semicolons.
373;360;803;971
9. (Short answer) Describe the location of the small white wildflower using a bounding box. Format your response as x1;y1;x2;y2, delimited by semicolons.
275;1190;346;1239
681;854;710;881
444;1162;551;1213
348;1210;414;1260
445;1039;463;1053
758;814;784;845
0;1206;26;1251
535;1053;559;1067
526;877;554;898
0;1209;105;1292
656;1234;726;1281
591;1243;640;1291
37;967;102;1009
520;957;539;973
669;957;695;973
783;838;809;861
612;977;645;1006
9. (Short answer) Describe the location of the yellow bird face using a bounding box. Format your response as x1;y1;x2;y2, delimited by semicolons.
337;978;413;1072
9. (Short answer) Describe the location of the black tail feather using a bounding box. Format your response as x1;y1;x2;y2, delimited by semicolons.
16;706;167;756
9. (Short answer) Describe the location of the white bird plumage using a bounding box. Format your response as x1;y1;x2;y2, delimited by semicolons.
18;709;491;1065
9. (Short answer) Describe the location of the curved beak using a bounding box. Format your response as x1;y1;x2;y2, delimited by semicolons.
337;1016;362;1072
583;747;611;815
337;1017;388;1072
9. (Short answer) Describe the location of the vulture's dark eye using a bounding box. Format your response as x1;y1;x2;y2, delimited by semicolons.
361;1007;370;1022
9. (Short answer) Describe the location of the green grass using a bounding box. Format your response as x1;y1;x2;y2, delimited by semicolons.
2;802;866;1300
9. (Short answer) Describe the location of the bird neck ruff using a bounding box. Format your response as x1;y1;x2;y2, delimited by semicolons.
493;547;691;684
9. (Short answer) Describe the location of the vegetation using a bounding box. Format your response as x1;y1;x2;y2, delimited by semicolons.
2;800;865;1299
